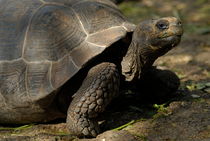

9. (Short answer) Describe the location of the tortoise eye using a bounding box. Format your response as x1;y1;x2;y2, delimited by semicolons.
156;20;169;30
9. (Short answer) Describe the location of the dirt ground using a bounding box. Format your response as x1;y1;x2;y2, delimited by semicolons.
0;0;210;141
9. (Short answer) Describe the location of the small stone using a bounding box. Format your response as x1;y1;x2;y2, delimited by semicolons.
97;99;103;105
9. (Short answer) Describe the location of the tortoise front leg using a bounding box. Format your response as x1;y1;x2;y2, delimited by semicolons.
66;62;120;137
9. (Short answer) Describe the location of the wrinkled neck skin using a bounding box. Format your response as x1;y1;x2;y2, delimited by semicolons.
121;32;161;82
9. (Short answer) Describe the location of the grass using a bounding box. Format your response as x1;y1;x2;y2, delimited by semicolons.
153;104;168;113
0;124;34;131
112;118;147;131
112;120;136;131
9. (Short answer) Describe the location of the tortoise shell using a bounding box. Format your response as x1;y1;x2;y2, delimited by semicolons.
0;0;135;105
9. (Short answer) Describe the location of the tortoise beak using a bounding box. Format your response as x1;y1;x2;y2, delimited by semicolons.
164;17;183;37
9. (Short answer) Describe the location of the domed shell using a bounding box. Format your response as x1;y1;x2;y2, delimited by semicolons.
0;0;135;102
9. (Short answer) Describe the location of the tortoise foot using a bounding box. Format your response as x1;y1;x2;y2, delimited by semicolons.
66;62;120;137
67;114;100;137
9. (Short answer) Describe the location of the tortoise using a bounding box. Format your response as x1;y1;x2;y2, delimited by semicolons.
0;0;183;137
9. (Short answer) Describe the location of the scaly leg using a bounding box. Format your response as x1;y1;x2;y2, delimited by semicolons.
66;62;120;137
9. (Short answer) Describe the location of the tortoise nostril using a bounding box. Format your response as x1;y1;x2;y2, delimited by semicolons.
177;21;182;26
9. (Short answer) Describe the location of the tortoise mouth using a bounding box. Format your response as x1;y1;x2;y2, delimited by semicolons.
159;34;181;43
164;35;181;47
161;33;182;40
150;34;182;48
151;34;182;55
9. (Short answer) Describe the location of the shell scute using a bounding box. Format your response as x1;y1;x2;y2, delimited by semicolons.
0;0;42;60
23;5;87;62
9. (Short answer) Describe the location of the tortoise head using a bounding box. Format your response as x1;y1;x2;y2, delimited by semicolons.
138;17;183;53
121;17;183;81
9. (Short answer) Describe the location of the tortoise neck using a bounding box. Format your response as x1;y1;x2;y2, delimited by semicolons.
121;40;140;81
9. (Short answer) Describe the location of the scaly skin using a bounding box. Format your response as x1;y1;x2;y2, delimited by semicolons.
66;62;120;137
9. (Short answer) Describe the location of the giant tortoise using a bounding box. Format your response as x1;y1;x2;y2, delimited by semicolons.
0;0;183;137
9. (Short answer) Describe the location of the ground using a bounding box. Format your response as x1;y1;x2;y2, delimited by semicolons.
0;0;210;141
